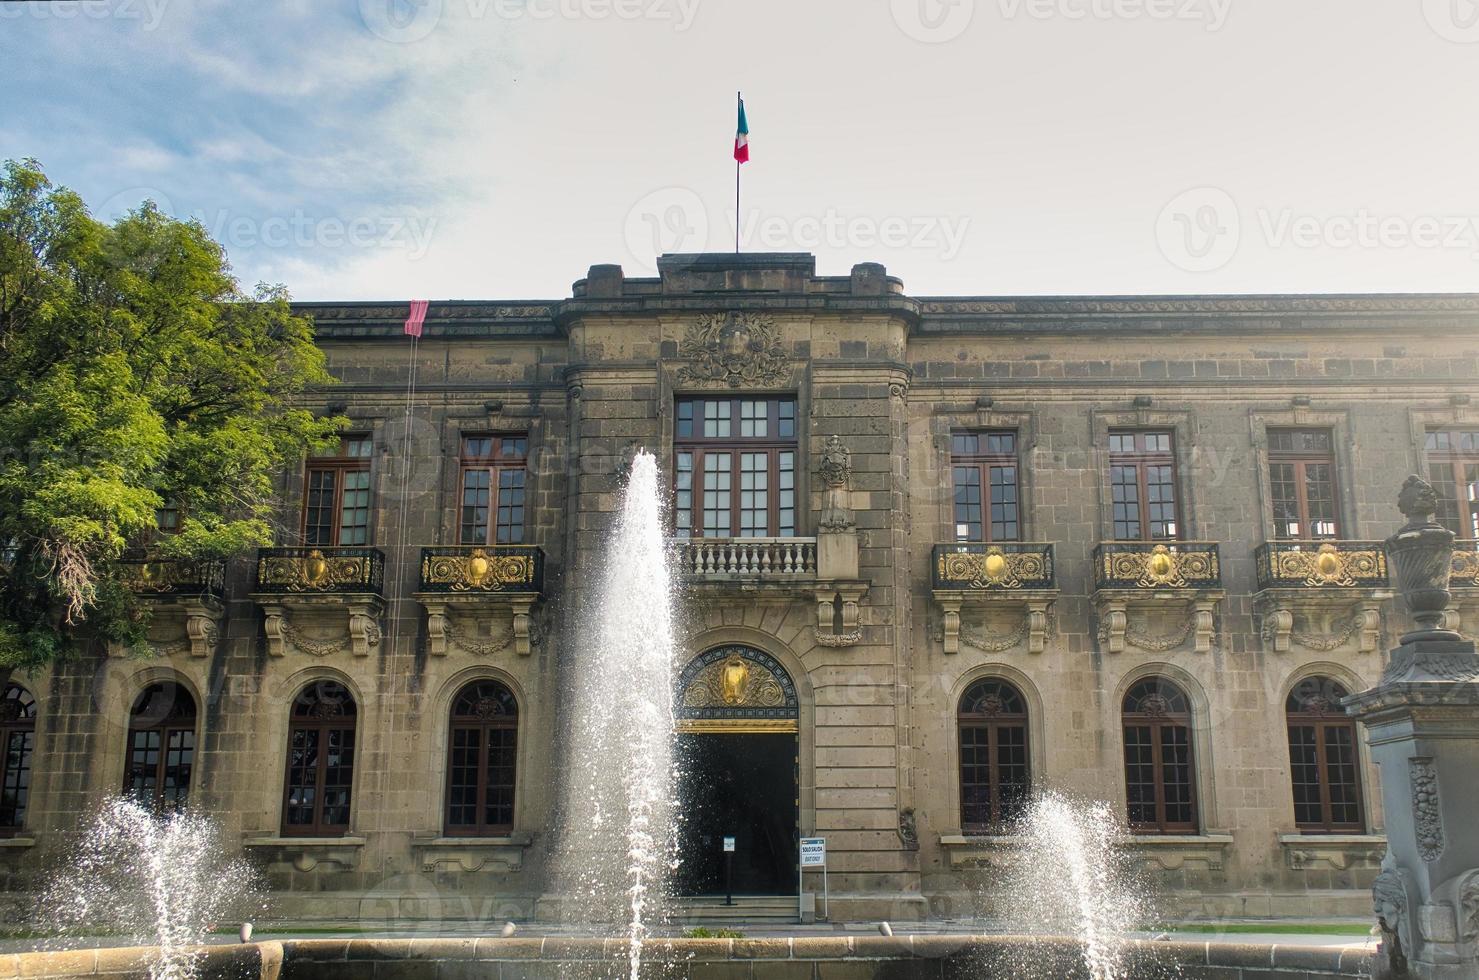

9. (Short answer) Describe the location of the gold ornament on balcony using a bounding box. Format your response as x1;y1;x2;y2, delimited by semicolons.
1139;545;1187;588
421;549;537;592
304;550;330;586
935;545;1052;591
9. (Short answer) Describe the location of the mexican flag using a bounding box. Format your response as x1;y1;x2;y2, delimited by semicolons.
734;95;750;164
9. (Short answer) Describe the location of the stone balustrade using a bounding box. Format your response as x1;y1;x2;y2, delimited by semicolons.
671;536;818;580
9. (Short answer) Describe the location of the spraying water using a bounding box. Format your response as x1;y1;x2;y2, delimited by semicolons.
998;793;1152;980
555;451;679;979
41;797;264;980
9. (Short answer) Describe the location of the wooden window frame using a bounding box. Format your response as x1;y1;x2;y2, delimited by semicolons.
303;435;374;547
458;435;530;546
1122;679;1199;834
957;679;1031;833
123;684;198;813
950;431;1021;543
1425;429;1479;539
1285;678;1365;834
0;684;36;835
443;681;520;837
281;682;358;838
1268;428;1342;540
1108;430;1182;542
674;397;799;539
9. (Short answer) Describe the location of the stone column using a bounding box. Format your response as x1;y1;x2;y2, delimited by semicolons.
1344;476;1479;980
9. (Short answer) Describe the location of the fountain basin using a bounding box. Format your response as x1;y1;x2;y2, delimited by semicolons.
3;936;1375;979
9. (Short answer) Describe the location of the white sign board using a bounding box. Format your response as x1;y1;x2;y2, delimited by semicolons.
800;837;826;867
722;836;736;853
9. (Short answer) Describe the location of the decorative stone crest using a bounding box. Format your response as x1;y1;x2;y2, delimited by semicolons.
819;435;851;489
898;807;919;850
818;435;855;534
1410;758;1445;863
677;312;788;388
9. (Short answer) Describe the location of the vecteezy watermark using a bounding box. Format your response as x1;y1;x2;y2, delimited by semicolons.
996;0;1232;30
623;187;711;273
1422;0;1479;43
1157;187;1479;272
0;0;171;30
891;0;976;43
359;0;699;41
1155;186;1240;273
731;208;971;260
192;209;439;260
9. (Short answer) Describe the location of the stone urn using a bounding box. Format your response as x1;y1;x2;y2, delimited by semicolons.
1387;475;1462;645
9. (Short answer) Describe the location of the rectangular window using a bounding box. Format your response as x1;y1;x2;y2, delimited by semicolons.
1426;430;1479;539
1108;430;1180;541
304;435;374;546
674;397;798;538
1268;428;1340;539
459;435;528;545
951;431;1020;542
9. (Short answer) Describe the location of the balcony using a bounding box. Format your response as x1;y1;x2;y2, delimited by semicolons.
672;537;817;580
1253;541;1391;655
114;557;227;658
1447;541;1479;636
252;547;386;658
416;547;546;658
253;547;385;596
930;544;1058;655
1091;542;1224;655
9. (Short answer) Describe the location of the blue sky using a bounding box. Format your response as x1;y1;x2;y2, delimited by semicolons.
5;0;1479;300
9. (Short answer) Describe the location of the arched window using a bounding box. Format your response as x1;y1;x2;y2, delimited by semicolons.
1286;677;1364;833
445;680;519;836
124;683;197;810
1;684;37;832
958;678;1030;832
282;681;357;836
1122;677;1197;833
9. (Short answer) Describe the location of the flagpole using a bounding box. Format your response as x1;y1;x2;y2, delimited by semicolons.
735;90;742;254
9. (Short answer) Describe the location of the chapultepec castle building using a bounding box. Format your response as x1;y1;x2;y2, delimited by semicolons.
3;253;1479;924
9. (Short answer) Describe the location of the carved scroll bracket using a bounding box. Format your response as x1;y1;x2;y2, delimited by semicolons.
1093;591;1223;655
260;597;385;659
933;591;1057;655
109;597;223;660
420;595;536;658
812;582;868;648
1256;592;1388;654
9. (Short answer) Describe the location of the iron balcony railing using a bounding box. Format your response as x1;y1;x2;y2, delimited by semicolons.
115;558;225;599
1454;541;1479;590
931;542;1056;591
671;537;818;579
418;546;545;595
253;547;385;596
1254;540;1389;591
1093;541;1222;591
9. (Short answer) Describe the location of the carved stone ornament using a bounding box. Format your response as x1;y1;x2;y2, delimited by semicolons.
1373;864;1416;976
1389;474;1463;644
1462;871;1479;945
1259;601;1383;655
819;435;851;489
1410;757;1445;863
683;655;788;710
422;598;534;658
1095;598;1219;655
262;600;383;658
676;312;789;388
898;807;919;850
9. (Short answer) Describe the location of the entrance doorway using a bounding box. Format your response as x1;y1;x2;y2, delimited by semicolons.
673;645;802;898
674;732;798;896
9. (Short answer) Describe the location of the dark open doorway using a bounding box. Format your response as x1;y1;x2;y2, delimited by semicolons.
674;732;798;897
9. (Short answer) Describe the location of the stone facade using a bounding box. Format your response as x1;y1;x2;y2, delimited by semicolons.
3;252;1478;924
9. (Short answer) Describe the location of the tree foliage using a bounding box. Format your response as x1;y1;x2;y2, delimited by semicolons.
0;159;342;667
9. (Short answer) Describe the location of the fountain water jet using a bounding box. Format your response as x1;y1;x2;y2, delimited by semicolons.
39;797;264;980
997;793;1154;980
554;451;679;980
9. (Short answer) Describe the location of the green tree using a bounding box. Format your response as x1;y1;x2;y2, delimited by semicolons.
0;159;342;668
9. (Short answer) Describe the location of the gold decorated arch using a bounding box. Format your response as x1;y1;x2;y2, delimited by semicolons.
675;645;799;735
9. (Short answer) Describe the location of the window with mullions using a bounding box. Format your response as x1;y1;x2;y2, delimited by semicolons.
1122;678;1198;834
674;397;797;538
958;678;1030;833
1108;431;1180;541
304;435;373;546
124;684;197;812
445;680;519;836
1285;677;1364;834
1;685;36;833
282;681;357;837
951;432;1020;542
459;436;529;545
1269;429;1340;539
1425;430;1479;539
